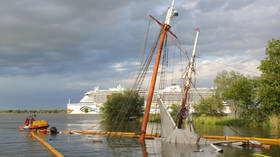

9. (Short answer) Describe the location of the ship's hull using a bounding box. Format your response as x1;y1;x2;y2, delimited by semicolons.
67;103;101;114
19;125;49;130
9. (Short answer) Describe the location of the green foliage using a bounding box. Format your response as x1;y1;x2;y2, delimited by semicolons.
194;116;234;125
223;75;256;119
214;70;242;118
215;118;247;127
169;104;181;122
193;37;279;128
193;116;279;128
149;114;161;123
257;38;280;115
214;70;257;119
214;70;240;99
100;90;144;122
194;95;225;117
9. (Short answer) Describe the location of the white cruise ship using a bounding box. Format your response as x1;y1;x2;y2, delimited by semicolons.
67;85;125;114
67;84;215;114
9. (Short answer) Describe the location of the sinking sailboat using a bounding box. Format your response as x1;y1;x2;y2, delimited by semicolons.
137;0;208;145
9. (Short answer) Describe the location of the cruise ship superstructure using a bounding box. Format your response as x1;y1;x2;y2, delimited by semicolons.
67;84;215;114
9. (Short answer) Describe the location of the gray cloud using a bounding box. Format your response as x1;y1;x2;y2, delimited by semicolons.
0;0;279;109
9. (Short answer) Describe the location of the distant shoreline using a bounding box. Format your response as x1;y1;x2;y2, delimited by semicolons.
0;110;66;114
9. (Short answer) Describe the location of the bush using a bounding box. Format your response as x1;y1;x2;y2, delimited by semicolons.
169;104;181;122
149;114;161;123
194;96;225;117
194;116;231;125
101;90;144;122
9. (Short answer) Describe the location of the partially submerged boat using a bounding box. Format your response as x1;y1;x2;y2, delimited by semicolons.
137;0;204;145
137;0;273;152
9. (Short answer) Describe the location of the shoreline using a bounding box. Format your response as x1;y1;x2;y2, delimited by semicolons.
0;110;66;114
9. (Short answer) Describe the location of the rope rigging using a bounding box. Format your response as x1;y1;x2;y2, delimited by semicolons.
107;26;164;135
150;33;170;136
106;15;197;138
132;29;162;91
167;33;190;63
139;18;151;67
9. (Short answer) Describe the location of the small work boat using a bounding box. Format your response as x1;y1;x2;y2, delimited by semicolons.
19;114;49;130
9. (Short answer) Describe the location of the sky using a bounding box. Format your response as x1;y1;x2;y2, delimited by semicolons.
0;0;279;109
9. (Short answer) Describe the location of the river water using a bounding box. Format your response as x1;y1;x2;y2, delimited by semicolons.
0;114;279;157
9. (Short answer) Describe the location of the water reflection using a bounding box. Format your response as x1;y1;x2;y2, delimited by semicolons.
2;114;279;157
62;115;280;157
161;142;215;157
140;140;148;157
101;120;142;132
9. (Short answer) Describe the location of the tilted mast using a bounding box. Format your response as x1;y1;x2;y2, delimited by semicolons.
177;28;200;129
140;0;177;141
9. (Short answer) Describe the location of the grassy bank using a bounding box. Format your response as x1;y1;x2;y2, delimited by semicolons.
193;116;235;125
193;116;280;128
149;114;161;123
0;110;66;114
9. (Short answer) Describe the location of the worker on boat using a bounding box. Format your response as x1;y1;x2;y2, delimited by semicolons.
30;115;35;126
24;117;30;126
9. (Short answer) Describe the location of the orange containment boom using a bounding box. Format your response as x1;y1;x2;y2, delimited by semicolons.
201;135;280;145
30;132;64;157
74;131;161;139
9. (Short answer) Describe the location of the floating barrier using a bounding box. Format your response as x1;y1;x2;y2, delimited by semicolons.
201;135;280;145
36;129;280;145
30;132;64;157
253;153;270;157
73;131;161;139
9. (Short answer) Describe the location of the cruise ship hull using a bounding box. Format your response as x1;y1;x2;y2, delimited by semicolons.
67;103;101;114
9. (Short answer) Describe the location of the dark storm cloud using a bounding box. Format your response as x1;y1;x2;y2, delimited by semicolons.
0;0;280;108
0;0;163;76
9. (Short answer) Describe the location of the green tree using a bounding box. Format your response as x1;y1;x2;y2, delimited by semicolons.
214;70;241;118
214;70;257;119
101;90;144;122
257;38;280;115
194;95;224;116
223;76;256;119
214;70;240;98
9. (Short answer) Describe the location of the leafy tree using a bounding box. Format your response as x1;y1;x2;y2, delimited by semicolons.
101;90;144;122
194;95;225;116
214;70;240;98
257;38;280;115
214;70;241;118
214;70;257;119
223;76;256;119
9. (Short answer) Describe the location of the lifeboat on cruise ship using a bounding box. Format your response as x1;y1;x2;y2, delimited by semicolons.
19;114;49;130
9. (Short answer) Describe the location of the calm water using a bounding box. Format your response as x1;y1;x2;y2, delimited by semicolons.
0;114;279;157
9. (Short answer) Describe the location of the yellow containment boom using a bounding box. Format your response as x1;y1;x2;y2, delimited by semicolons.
30;132;64;157
73;131;161;139
201;135;280;145
253;153;270;157
36;129;280;146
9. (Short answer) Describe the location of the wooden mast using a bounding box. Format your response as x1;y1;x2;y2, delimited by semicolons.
177;28;200;129
140;0;176;141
